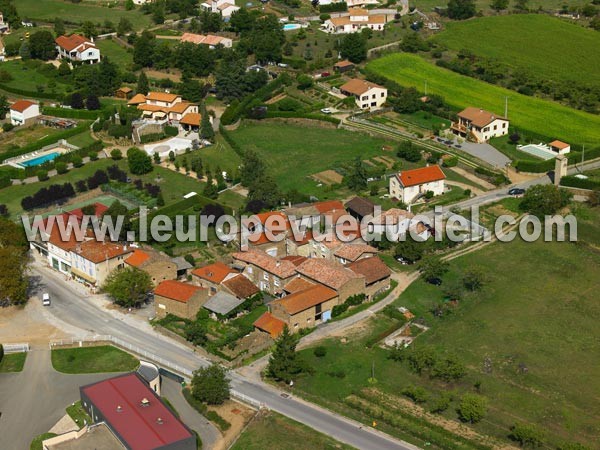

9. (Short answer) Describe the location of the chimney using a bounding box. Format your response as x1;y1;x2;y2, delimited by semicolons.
156;417;164;425
116;405;123;413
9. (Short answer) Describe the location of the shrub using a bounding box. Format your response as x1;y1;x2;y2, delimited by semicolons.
457;394;488;423
2;123;14;132
331;303;349;317
37;170;49;182
326;369;346;379
164;125;178;137
71;155;83;168
55;162;68;174
430;392;453;414
110;149;123;160
442;156;458;167
313;346;327;357
401;385;428;403
88;150;99;161
509;423;545;448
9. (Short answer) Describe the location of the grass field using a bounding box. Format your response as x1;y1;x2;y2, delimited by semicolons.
294;205;600;448
66;401;91;429
1;126;70;154
96;38;133;68
230;411;354;450
51;345;139;374
411;0;590;13
15;0;153;30
0;60;69;94
434;15;600;88
0;352;27;372
227;122;396;195
366;53;600;145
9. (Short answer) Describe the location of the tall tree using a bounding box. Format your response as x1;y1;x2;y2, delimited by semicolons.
98;57;120;96
240;149;265;187
200;104;214;141
102;267;153;307
29;31;57;60
191;363;230;405
133;31;156;68
127;147;153;175
519;184;571;217
117;17;133;36
345;157;368;192
0;95;9;120
82;21;98;38
340;32;367;63
447;0;476;19
54;18;66;36
267;326;304;383
136;71;149;95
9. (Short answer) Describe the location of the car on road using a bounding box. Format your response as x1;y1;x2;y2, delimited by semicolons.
320;107;332;114
426;277;443;286
508;188;526;197
42;293;51;306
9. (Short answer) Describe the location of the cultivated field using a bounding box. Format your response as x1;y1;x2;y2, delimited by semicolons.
227;122;395;194
15;0;153;30
366;53;600;145
95;38;133;68
434;14;600;88
412;0;591;13
295;205;600;448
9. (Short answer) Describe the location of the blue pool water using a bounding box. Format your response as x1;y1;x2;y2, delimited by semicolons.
283;23;302;31
21;152;60;167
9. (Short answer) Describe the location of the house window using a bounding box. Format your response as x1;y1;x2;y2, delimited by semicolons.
274;279;280;287
371;102;376;107
263;273;269;281
503;123;507;128
372;94;376;99
294;323;299;328
381;92;385;97
247;266;253;274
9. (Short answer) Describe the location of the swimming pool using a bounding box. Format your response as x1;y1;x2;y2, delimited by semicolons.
283;23;302;31
20;152;60;167
517;144;555;161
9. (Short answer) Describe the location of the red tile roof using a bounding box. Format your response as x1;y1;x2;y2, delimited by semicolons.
128;93;147;105
334;244;378;262
272;285;338;315
10;100;36;113
146;91;181;103
222;274;259;299
284;277;315;294
549;140;569;150
55;34;93;52
192;262;235;284
180;113;201;126
314;200;345;214
154;280;204;303
125;249;151;268
348;256;391;285
81;373;194;450
74;240;132;264
340;78;384;96
458;107;506;128
233;249;297;279
295;258;363;290
281;255;307;267
253;312;285;338
397;165;446;188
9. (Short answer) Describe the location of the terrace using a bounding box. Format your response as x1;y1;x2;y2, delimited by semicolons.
2;140;79;169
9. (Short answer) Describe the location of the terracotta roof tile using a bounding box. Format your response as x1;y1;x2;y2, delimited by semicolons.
284;277;315;294
272;285;338;315
146;91;181;103
549;140;569;150
125;249;151;268
397;165;445;188
128;93;147;105
55;34;93;52
348;256;391;285
233;249;297;279
192;262;235;284
180;113;201;126
154;280;204;303
334;60;354;68
458;107;506;128
334;243;378;262
295;258;363;290
74;240;132;264
222;274;259;299
340;78;385;96
10;100;37;113
253;312;285;338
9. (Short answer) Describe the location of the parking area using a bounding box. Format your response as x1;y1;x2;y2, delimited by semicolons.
437;137;511;168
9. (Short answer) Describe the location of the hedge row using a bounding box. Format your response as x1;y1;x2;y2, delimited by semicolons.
219;125;244;156
0;83;62;99
560;175;600;190
515;146;600;173
2;122;90;161
265;111;341;125
42;107;102;120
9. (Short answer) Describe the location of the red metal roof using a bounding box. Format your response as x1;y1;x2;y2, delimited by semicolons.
81;373;193;450
397;165;446;188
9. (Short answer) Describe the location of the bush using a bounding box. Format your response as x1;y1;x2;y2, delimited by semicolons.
560;175;600;190
401;385;428;403
110;149;123;160
55;162;68;174
331;303;349;317
313;346;327;357
71;155;83;168
88;150;99;161
509;423;545;448
164;125;178;137
37;170;49;182
2;123;14;133
457;394;488;423
442;156;458;167
430;392;453;414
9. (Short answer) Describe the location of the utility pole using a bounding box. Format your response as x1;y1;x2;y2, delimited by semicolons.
424;80;428;96
582;144;585;170
504;96;508;118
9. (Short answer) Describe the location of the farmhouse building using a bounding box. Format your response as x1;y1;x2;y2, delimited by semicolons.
154;280;208;319
125;248;177;286
348;256;391;300
295;257;365;302
191;261;236;295
9;100;40;126
55;34;100;64
181;32;233;48
389;165;446;204
253;311;286;338
323;8;388;34
69;241;132;286
269;284;339;331
340;78;387;109
232;249;298;296
451;107;509;143
200;0;240;18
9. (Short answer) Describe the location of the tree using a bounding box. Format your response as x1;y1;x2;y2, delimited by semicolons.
340;32;367;63
247;174;281;208
345;157;368;192
102;267;152;307
432;353;466;381
137;71;149;95
240;149;265;187
111;149;123;160
509;423;545;448
200;105;214;141
490;0;509;11
58;60;71;77
191;363;230;405
509;131;520;144
54;18;66;36
513;0;529;11
447;0;476;19
29;31;57;60
457;394;488;423
82;21;98;39
184;320;208;346
86;94;101;110
203;173;219;199
519;184;571;217
70;92;84;109
0;218;29;305
267;326;304;383
400;32;429;53
462;267;486;291
117;17;133;36
0;95;9;120
296;74;313;90
133;31;156;68
127;147;153;175
397;140;422;162
98;57;121;96
419;257;449;282
55;162;68;175
590;16;600;31
394;236;424;263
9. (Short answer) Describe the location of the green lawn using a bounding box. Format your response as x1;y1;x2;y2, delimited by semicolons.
366;53;600;145
489;135;541;163
0;352;27;372
227;122;395;195
15;0;153;30
30;433;57;450
294;206;600;448
66;401;91;429
0;60;69;95
140;164;206;205
67;131;97;148
96;38;134;68
411;0;590;13
51;345;139;374
230;411;355;450
433;15;600;89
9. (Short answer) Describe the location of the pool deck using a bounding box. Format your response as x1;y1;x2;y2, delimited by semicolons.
1;139;79;169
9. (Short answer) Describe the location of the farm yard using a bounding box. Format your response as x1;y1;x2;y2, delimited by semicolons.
433;14;600;88
294;205;600;449
366;53;600;145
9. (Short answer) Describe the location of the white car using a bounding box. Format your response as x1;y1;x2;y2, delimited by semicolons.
320;108;332;114
42;293;50;306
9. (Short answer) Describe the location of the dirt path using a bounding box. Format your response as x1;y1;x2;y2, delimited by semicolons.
446;180;484;195
209;400;256;450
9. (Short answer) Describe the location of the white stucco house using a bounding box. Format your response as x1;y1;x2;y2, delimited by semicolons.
201;0;240;18
322;8;388;33
389;165;446;204
340;78;387;109
451;107;509;143
10;100;40;126
55;34;101;64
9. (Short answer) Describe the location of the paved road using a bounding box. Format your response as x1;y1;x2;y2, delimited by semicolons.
31;265;419;450
0;349;118;450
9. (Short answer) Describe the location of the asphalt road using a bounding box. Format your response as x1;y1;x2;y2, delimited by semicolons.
31;265;418;450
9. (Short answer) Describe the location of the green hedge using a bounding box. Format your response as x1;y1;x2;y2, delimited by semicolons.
41;107;101;120
181;388;231;432
0;83;62;99
219;125;244;156
560;175;600;190
1;122;90;161
264;111;341;125
515;146;600;173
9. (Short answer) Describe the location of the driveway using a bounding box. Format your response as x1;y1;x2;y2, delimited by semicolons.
455;140;511;168
0;349;117;450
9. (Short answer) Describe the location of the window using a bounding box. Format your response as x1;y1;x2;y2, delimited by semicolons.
371;102;376;107
294;323;299;328
381;92;385;97
247;266;253;274
263;273;269;281
274;278;280;287
503;123;507;128
372;94;376;99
